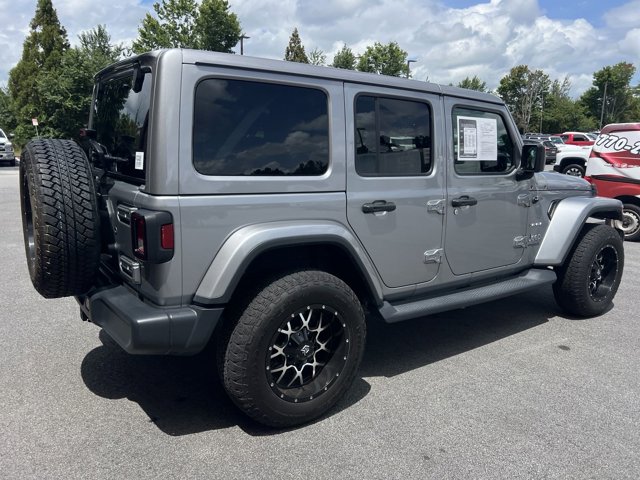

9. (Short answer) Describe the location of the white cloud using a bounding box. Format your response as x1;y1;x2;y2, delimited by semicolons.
0;0;638;99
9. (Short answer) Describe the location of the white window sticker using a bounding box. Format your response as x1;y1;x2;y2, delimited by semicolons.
135;151;144;170
457;116;498;161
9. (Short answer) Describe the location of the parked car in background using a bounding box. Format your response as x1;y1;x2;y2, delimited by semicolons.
0;128;16;166
553;146;591;177
585;123;640;241
556;132;595;147
542;140;558;164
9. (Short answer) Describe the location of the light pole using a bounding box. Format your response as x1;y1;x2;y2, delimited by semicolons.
406;57;417;78
239;34;250;55
599;81;608;129
539;92;544;133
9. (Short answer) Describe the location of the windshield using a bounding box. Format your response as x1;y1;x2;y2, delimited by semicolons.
90;69;152;181
0;129;6;140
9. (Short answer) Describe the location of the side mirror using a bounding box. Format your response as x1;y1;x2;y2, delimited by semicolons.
517;143;545;180
9;133;14;138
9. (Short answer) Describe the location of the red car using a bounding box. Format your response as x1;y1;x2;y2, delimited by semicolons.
585;123;640;241
556;132;595;147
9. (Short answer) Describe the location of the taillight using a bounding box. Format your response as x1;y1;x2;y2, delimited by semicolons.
130;210;174;263
161;223;174;250
131;212;147;260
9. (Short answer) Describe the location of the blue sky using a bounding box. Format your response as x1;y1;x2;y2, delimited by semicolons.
0;0;639;97
447;0;627;25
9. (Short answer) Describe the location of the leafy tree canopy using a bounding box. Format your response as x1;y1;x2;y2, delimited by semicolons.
457;75;488;92
308;48;326;66
132;0;241;54
580;62;640;127
284;28;309;63
496;65;550;133
39;25;124;140
332;44;356;70
8;0;70;146
356;42;408;77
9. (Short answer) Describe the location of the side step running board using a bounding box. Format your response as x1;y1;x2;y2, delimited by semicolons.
379;269;557;323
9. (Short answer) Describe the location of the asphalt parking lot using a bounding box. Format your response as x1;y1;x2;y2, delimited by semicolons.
1;165;639;479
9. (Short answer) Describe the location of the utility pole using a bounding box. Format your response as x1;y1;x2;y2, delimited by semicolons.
599;81;608;129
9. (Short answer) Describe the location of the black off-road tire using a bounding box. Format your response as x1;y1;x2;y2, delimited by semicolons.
19;139;100;298
553;224;624;317
220;270;366;428
620;203;640;242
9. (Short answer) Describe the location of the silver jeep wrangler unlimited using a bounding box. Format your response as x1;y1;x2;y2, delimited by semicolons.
20;50;624;427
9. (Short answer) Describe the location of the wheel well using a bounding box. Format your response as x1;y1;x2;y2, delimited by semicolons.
616;195;640;207
226;243;378;314
560;157;586;169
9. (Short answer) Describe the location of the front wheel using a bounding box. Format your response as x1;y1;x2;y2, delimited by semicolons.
220;270;366;427
562;163;585;177
620;204;640;241
553;224;624;317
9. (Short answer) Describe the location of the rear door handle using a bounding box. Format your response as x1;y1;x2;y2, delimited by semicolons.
451;196;478;207
362;200;397;214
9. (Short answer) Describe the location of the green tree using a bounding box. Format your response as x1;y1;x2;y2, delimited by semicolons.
580;62;640;127
39;25;124;139
332;44;356;70
132;0;241;54
308;48;326;66
0;87;15;132
284;28;309;63
457;75;488;92
496;65;550;133
356;42;408;77
194;0;242;52
8;0;70;146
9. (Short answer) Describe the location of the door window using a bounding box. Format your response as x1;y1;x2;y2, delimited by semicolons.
452;107;515;175
193;79;329;176
355;95;432;176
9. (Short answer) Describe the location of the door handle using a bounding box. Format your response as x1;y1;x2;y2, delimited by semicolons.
451;196;478;207
362;200;397;214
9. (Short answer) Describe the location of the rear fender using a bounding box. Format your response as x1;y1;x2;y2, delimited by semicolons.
193;220;383;305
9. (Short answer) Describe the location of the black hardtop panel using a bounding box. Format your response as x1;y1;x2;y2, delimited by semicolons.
179;48;503;105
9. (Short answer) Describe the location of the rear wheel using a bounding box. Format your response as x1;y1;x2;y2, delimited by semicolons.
553;224;624;317
20;139;100;298
220;270;366;427
562;163;585;177
620;204;640;241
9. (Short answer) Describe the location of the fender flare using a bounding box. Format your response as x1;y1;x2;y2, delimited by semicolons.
534;196;622;266
193;220;384;305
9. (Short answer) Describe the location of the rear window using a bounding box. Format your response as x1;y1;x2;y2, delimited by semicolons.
193;79;329;176
91;70;151;182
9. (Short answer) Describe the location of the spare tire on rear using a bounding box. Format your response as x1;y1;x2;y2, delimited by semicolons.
19;139;100;298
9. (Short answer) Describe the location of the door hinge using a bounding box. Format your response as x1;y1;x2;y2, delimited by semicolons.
426;199;445;215
424;248;443;264
517;194;531;207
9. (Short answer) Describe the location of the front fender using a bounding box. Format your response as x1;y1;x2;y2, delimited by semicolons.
534;196;623;266
192;220;384;305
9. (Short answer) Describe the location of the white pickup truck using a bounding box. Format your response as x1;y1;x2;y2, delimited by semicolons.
553;144;592;177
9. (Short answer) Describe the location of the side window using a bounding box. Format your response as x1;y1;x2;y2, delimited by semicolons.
452;107;515;175
573;134;587;141
355;95;432;176
193;79;329;176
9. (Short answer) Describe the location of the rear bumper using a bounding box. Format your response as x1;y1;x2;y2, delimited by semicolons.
77;285;223;355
